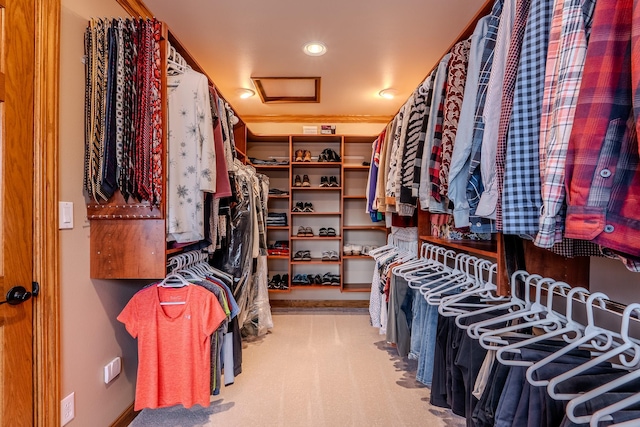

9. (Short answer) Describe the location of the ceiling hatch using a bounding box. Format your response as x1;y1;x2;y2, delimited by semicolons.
251;77;321;104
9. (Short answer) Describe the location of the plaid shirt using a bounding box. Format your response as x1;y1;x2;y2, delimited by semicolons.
501;0;553;235
534;0;594;248
494;0;531;231
565;0;640;269
466;0;505;233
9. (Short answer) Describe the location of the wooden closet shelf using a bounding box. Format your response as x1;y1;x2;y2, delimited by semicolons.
343;225;387;231
252;164;290;170
341;283;371;292
419;235;498;258
291;162;342;168
291;187;342;191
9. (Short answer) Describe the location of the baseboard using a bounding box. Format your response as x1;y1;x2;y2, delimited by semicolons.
110;402;139;427
270;299;368;308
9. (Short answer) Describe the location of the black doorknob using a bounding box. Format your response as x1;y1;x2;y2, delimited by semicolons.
0;286;32;305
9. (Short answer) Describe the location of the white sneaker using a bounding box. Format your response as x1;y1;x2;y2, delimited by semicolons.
351;244;363;256
343;244;353;256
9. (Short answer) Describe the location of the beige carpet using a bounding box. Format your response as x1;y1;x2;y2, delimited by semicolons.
129;310;465;427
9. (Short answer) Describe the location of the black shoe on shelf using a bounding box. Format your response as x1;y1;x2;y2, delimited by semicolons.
302;174;311;187
293;175;302;187
329;176;339;187
319;176;329;187
303;202;314;212
292;202;304;212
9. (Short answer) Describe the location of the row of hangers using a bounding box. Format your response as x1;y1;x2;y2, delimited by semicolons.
167;43;189;76
371;242;640;426
158;250;232;305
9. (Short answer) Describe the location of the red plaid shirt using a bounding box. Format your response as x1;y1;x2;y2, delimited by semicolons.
565;0;640;269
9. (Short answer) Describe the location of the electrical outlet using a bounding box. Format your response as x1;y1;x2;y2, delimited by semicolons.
61;392;74;426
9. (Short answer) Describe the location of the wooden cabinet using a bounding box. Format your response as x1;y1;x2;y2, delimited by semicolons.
88;23;247;279
247;133;386;293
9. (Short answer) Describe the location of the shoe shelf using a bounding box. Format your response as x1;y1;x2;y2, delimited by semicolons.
248;132;383;296
252;164;290;170
292;187;342;191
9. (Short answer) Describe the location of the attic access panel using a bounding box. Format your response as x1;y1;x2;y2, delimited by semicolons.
251;77;321;103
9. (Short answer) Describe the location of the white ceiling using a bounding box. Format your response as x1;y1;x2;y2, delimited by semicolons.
144;0;487;121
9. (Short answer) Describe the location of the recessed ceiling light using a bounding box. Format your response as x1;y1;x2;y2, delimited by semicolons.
237;88;255;99
378;88;398;99
303;42;327;56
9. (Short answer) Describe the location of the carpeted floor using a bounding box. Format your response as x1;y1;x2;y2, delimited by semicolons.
129;309;464;427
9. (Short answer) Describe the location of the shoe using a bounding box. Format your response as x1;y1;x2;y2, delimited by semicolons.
321;251;332;261
294;150;303;162
329;251;339;261
304;227;314;236
317;149;328;162
302;250;312;261
297;226;306;236
313;274;322;285
330;274;340;286
268;274;281;289
329;176;339;187
343;244;353;255
293;175;302;187
351;244;363;256
326;227;336;236
322;273;333;285
303;150;312;162
319;227;327;237
302;174;311;187
292;274;309;285
292;202;304;212
319;176;329;187
293;251;305;261
303;202;314;212
281;274;289;289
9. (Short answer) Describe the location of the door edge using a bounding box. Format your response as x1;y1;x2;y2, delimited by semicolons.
33;0;61;426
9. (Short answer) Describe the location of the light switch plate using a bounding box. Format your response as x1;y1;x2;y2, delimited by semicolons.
58;202;73;230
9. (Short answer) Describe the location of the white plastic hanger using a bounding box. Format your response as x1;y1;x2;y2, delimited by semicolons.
495;284;586;367
547;303;640;401
466;272;542;339
525;292;615;387
454;269;530;331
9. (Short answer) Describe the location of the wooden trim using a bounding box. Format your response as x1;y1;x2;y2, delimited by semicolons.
110;402;140;427
243;114;393;124
252;77;321;104
115;0;153;18
33;0;60;426
270;300;368;308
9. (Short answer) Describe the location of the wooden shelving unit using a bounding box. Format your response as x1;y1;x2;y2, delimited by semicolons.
247;133;386;295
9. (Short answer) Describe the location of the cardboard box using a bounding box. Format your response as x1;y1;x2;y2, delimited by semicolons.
303;126;318;135
321;125;336;134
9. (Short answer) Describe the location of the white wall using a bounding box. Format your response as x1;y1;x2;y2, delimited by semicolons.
60;1;144;425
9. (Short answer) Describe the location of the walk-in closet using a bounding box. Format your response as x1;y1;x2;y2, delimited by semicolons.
45;0;640;425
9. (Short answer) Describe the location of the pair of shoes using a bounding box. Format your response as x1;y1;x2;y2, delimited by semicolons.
343;244;363;255
268;274;289;290
318;227;337;237
297;226;314;237
292;250;312;261
321;273;341;286
292;202;315;212
293;174;310;187
294;150;312;162
317;148;341;162
321;251;340;261
319;176;339;187
292;274;311;285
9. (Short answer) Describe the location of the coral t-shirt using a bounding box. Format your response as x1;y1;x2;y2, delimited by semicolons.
118;284;226;410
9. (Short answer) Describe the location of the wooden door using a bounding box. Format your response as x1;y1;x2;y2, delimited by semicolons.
0;0;36;425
